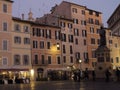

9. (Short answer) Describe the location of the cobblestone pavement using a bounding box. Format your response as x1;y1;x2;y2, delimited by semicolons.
0;80;120;90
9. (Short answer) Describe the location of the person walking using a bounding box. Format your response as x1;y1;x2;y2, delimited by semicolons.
92;70;96;81
105;69;111;82
84;68;89;80
115;67;120;81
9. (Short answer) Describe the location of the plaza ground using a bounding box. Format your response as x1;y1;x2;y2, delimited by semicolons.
0;80;120;90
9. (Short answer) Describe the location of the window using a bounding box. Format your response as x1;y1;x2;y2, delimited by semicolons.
24;26;29;33
75;52;80;60
70;45;73;54
91;38;95;44
95;19;100;25
116;57;119;63
24;38;30;44
32;28;36;36
81;10;85;15
75;38;78;45
95;12;99;17
33;41;38;48
2;57;8;65
2;40;8;50
83;52;89;63
57;56;61;64
90;27;94;33
96;29;99;34
63;45;66;53
73;19;78;24
34;54;38;64
14;24;20;32
48;56;51;64
74;28;79;36
3;22;7;31
36;28;40;37
109;40;113;44
14;55;20;65
63;56;66;63
72;8;77;13
70;56;73;63
81;20;86;25
55;31;60;40
68;23;72;29
98;57;104;62
47;42;51;49
89;10;93;15
3;4;7;13
88;18;94;24
60;22;65;27
40;41;44;49
46;29;51;38
82;30;87;37
41;55;45;64
23;55;29;65
68;35;73;43
115;43;118;48
111;58;113;63
61;33;66;42
14;36;21;44
83;39;86;45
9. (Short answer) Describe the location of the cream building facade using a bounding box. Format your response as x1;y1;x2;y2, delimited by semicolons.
12;17;32;79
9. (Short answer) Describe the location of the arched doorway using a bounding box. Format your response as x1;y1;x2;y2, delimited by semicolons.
37;68;44;79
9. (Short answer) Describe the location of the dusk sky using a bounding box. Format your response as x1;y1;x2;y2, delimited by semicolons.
12;0;120;27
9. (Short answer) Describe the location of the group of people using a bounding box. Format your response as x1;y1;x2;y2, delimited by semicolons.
105;67;120;82
73;67;120;82
73;68;95;82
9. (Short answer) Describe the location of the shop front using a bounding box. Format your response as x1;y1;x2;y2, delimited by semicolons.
0;68;30;84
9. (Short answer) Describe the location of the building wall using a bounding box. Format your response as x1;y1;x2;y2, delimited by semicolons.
31;25;61;78
0;0;12;68
70;4;88;70
11;19;31;70
106;29;120;69
107;4;120;35
85;9;102;70
53;1;103;70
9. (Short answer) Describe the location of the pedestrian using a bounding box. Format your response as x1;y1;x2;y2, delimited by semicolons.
92;70;96;81
73;72;77;82
105;69;111;82
77;70;81;82
84;68;89;80
115;67;120;81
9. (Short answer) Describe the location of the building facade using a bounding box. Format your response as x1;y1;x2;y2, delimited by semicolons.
0;0;13;77
0;0;120;80
40;1;103;71
107;4;120;69
31;23;62;80
107;4;120;36
12;17;32;79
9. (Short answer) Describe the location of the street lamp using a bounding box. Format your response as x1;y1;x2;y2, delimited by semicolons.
79;59;82;77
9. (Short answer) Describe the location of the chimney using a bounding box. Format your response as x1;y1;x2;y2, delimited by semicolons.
22;13;24;20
